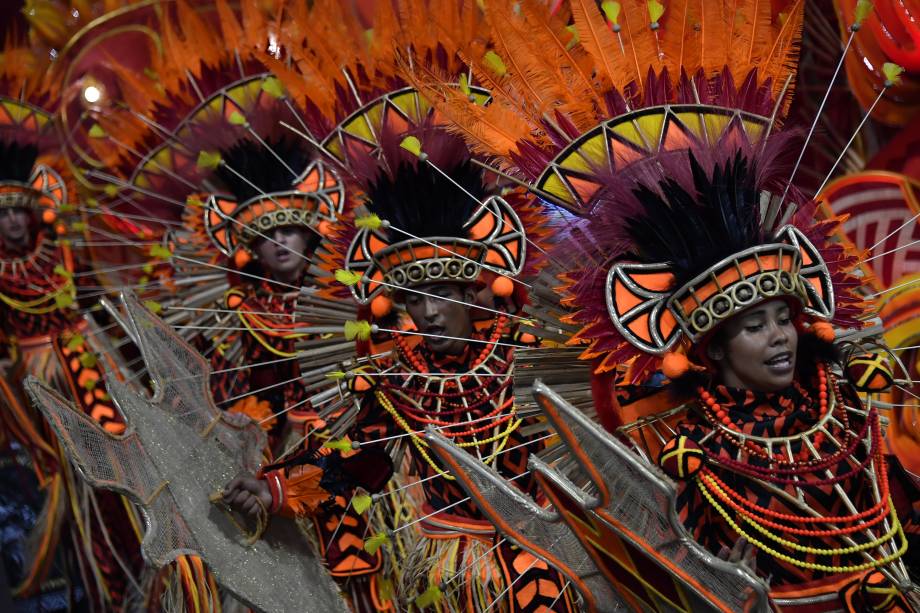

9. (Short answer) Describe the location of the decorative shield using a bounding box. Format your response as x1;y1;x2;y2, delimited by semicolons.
425;380;771;613
24;291;348;613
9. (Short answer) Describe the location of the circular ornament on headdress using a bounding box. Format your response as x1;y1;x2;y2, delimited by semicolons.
859;571;900;612
845;352;894;392
657;436;705;480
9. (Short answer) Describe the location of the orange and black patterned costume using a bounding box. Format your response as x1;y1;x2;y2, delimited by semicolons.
406;0;920;610
252;3;574;598
0;42;143;612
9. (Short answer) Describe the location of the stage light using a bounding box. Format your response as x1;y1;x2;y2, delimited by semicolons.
83;85;101;103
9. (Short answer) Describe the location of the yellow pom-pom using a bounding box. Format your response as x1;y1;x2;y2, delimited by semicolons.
196;150;222;170
355;214;383;230
352;494;372;514
364;532;391;554
647;0;665;24
335;269;363;286
483;51;507;76
344;320;372;341
66;334;85;351
810;321;835;342
261;77;285;99
371;294;392;318
42;209;57;224
883;62;905;87
491;275;514;297
661;352;690;379
854;0;873;26
602;1;622;24
324;438;354;452
399;136;423;158
143;300;163;314
233;249;252;268
149;244;173;260
415;584;443;608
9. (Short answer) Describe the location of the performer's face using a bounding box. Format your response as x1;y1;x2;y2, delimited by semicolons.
404;282;477;356
253;226;316;284
708;299;799;392
0;207;32;250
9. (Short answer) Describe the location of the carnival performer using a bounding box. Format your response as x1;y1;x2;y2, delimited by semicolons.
226;118;575;612
403;0;920;609
217;0;577;608
0;41;143;611
57;2;391;608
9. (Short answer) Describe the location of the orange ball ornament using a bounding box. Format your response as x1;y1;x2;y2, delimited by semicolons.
226;293;244;309
661;352;690;379
42;209;57;224
54;222;67;235
370;294;392;318
491;275;514;297
233;249;252;268
810;321;835;342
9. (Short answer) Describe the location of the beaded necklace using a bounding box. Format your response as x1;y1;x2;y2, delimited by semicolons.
374;314;521;479
691;364;907;574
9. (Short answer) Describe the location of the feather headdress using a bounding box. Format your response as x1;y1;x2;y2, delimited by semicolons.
0;39;68;219
406;0;870;381
259;0;550;311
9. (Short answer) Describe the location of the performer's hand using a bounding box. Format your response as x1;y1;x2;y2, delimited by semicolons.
222;475;272;518
221;411;253;429
719;536;757;572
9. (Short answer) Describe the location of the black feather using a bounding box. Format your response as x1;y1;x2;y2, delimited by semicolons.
215;137;313;202
364;159;485;238
624;150;763;288
0;141;38;183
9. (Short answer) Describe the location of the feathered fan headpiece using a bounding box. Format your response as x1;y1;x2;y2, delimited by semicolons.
564;130;868;379
339;123;530;316
0;44;67;222
403;0;870;379
202;135;344;266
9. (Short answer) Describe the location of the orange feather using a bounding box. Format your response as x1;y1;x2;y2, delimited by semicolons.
762;0;804;117
570;0;623;90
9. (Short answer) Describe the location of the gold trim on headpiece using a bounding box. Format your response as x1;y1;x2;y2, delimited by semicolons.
344;195;526;305
204;160;345;256
605;225;835;355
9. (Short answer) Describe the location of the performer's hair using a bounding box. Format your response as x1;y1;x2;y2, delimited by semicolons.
215;137;313;202
624;150;763;288
364;157;484;238
0;141;38;183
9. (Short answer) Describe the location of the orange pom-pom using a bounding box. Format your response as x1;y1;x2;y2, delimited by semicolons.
810;321;835;342
233;249;252;268
491;275;514;297
226;292;244;309
42;209;57;224
316;220;332;236
370;294;392;318
54;223;67;235
661;352;690;379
